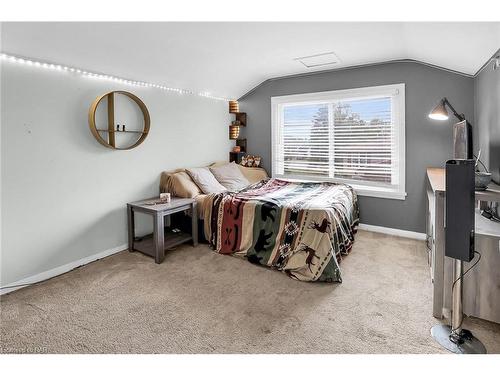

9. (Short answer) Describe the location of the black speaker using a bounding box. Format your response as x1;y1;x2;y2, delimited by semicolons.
445;159;475;262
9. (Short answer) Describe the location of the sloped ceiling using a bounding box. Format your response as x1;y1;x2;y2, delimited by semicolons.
2;22;499;99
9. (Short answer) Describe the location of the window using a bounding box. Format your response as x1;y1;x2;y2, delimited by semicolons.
271;84;406;200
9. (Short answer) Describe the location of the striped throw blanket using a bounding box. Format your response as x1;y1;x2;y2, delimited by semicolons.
203;178;359;282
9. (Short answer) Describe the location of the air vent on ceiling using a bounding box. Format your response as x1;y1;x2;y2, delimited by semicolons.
295;52;340;68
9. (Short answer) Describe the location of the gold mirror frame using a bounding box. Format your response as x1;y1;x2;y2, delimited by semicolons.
88;91;150;150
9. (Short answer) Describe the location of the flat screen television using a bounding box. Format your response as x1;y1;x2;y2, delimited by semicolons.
453;120;473;160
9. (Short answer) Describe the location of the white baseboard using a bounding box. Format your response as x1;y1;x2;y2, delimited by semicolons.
0;243;128;296
358;223;426;241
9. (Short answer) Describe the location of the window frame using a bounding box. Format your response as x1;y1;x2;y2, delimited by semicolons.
271;83;406;200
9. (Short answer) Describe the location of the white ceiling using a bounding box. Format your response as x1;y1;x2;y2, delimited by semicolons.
2;22;499;99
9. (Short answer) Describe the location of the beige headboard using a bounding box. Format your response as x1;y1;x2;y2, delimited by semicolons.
237;165;268;184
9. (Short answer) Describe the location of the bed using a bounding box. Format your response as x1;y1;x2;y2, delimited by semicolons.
203;178;359;282
160;163;358;282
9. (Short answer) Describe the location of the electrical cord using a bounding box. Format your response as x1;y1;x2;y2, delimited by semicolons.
473;153;489;173
449;250;482;338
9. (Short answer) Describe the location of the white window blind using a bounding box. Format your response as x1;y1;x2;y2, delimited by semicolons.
271;84;406;200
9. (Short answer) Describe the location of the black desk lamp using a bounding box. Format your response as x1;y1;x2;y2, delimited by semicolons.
428;99;486;354
428;97;473;160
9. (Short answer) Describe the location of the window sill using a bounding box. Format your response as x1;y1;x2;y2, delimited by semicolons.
273;175;407;200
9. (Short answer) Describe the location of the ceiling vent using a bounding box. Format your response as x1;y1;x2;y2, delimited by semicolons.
295;52;340;68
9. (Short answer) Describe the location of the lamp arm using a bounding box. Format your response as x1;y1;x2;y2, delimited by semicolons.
443;98;466;122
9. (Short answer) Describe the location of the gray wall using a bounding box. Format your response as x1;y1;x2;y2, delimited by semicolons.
239;62;475;233
474;58;500;184
1;61;231;286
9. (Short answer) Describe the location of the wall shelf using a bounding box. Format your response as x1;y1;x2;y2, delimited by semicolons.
235;112;247;126
88;91;150;150
228;100;248;162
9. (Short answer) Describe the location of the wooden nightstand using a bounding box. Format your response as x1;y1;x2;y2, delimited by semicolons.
127;197;198;264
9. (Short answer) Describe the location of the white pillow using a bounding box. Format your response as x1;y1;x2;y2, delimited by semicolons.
210;162;250;191
186;167;227;194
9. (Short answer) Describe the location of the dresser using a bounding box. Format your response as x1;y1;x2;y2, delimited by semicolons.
426;168;500;323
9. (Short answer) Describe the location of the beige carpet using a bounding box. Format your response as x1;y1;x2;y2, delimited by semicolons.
1;230;499;354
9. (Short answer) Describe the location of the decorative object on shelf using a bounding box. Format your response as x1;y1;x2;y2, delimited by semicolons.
88;91;150;150
240;155;262;168
245;155;255;167
229;124;240;140
232;146;241;153
229;100;240;113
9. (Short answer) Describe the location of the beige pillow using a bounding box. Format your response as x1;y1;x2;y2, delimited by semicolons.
186;167;227;194
170;171;202;198
210;162;250;191
160;171;202;198
160;168;186;192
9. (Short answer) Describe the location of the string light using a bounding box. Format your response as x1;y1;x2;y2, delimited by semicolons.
0;52;232;102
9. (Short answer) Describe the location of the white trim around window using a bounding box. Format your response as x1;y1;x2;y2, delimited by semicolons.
271;84;406;200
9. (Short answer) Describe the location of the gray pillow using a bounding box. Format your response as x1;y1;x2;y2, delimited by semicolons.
186;167;227;194
210;162;250;191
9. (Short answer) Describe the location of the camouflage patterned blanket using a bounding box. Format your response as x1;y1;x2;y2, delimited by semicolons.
203;178;359;282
